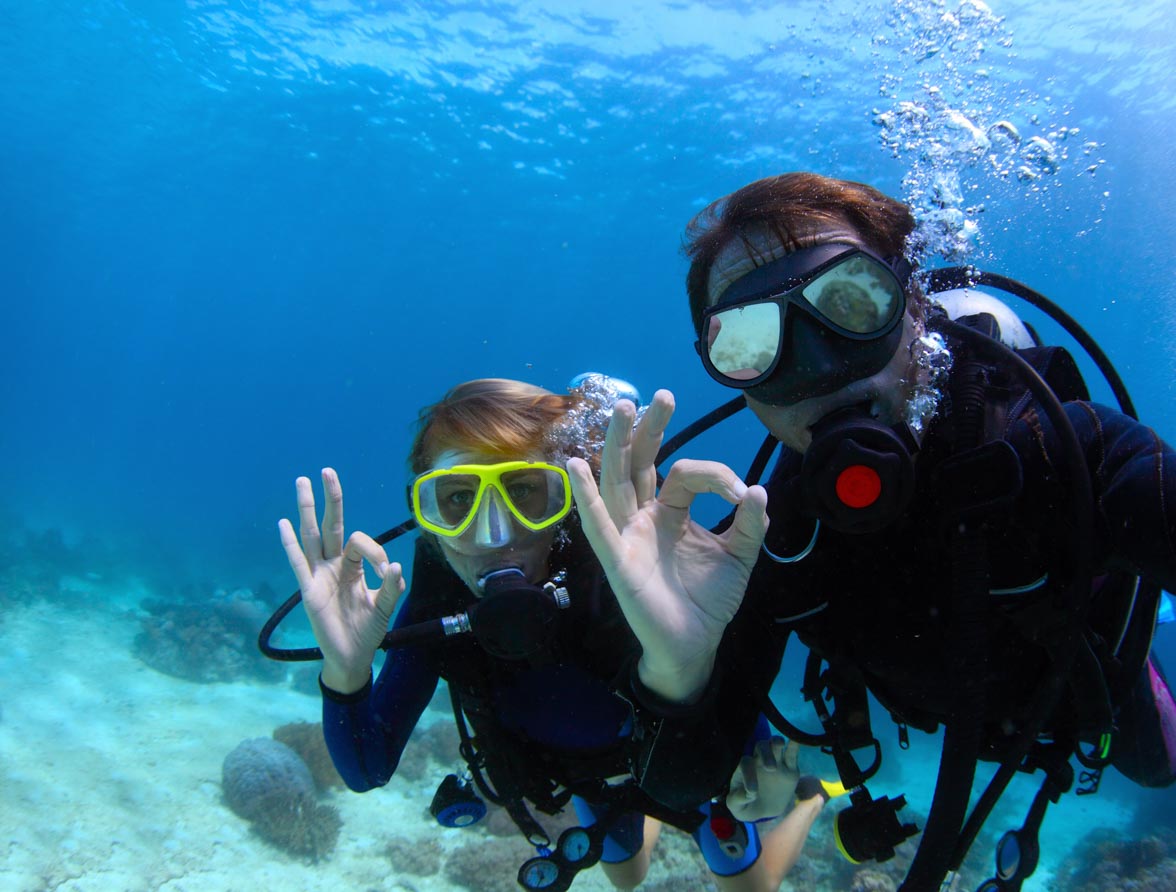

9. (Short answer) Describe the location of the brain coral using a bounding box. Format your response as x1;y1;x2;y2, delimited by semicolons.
222;738;316;821
221;737;341;860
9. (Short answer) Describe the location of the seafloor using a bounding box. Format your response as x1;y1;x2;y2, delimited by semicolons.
2;530;1174;892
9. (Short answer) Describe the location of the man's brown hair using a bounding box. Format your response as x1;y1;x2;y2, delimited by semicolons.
684;173;916;334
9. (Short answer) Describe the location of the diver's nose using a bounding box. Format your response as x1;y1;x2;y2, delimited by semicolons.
473;487;514;548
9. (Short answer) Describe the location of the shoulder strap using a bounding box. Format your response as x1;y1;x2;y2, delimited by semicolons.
1014;344;1090;403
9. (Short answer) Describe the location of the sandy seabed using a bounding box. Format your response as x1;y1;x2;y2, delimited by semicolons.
0;575;1149;892
0;582;704;892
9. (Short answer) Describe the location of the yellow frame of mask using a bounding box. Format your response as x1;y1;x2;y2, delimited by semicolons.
411;460;572;538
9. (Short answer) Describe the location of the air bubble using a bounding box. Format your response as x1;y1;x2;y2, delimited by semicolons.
1020;136;1059;175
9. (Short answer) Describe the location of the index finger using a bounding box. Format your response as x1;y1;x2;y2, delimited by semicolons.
657;458;749;511
278;517;313;592
567;457;626;577
339;530;390;590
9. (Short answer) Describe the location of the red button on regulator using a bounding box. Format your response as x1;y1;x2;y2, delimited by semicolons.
710;813;737;840
835;464;883;509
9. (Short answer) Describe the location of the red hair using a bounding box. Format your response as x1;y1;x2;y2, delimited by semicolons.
409;379;593;474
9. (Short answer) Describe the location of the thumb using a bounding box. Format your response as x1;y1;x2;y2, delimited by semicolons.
727;780;753;805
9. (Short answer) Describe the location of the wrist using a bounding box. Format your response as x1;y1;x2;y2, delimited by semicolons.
637;653;716;705
320;661;372;695
629;656;722;719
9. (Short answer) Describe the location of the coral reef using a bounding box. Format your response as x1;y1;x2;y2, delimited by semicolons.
289;662;324;697
394;719;462;782
273;721;345;791
639;878;716;892
478;798;581;840
439;800;605;891
221;737;341;861
384;833;443;877
223;738;316;822
644;827;716;890
0;524;121;611
443;835;534;892
484;802;527;838
248;789;342;862
849;868;898;892
6;512;211;611
1052;828;1176;891
134;587;285;683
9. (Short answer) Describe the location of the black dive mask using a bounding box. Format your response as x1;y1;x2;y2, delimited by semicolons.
799;405;917;534
697;243;911;406
467;568;569;660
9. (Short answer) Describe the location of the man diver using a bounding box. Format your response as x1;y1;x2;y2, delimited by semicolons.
568;172;1176;892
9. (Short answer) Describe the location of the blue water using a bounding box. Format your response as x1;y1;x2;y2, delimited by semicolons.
3;0;1175;887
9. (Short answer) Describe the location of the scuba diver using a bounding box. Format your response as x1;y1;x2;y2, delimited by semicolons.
566;173;1176;892
271;377;837;892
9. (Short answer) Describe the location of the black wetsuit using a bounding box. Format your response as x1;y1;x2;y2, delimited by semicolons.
639;338;1176;808
318;531;753;854
319;534;639;794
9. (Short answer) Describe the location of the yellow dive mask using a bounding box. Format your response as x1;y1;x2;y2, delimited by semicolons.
411;461;572;543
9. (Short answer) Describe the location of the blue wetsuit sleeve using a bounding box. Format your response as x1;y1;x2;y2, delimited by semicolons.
1029;403;1176;590
320;601;440;792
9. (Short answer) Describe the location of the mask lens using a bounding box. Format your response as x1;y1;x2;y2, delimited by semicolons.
416;473;483;532
801;254;902;334
499;467;569;526
705;301;781;380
